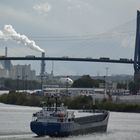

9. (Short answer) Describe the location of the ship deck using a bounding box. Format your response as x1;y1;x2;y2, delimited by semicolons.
71;110;103;118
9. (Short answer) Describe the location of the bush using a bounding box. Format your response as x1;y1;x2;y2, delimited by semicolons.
1;92;140;113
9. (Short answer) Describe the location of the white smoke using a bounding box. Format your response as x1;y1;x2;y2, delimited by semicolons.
0;25;45;53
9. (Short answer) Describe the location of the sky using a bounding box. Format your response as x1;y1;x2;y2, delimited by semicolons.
0;0;140;76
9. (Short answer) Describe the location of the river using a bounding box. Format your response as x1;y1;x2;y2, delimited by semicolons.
0;103;140;140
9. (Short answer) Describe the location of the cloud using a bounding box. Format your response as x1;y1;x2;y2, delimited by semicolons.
33;2;51;14
0;4;36;25
66;0;90;11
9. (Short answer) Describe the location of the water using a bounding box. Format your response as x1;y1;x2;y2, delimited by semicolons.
0;91;9;95
0;103;140;140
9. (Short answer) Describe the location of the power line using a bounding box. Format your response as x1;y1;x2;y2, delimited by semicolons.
0;30;135;42
27;31;135;42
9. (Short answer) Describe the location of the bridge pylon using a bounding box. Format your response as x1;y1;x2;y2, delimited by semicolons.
134;10;140;82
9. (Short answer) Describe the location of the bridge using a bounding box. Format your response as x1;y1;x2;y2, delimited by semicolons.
0;56;134;64
1;11;140;82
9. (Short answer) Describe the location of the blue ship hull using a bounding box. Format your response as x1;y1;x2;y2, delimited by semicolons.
30;121;71;137
30;120;108;137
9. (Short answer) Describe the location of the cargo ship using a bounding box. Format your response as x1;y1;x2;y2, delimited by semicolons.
30;101;109;137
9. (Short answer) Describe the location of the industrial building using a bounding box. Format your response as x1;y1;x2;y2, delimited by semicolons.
0;47;36;80
9;64;36;81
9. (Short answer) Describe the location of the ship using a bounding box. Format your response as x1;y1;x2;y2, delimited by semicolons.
30;100;109;137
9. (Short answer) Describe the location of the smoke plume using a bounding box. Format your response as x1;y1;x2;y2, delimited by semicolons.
0;25;45;53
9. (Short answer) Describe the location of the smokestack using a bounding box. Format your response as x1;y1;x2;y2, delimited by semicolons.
5;46;7;57
40;52;45;77
40;52;45;90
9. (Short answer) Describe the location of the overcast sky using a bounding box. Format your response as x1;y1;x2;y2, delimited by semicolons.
0;0;140;76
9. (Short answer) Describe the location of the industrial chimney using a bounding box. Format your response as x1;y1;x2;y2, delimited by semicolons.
4;47;12;71
40;52;46;90
40;52;45;76
5;46;7;57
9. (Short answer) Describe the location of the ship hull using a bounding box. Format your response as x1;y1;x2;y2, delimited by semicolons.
30;111;109;137
30;121;70;137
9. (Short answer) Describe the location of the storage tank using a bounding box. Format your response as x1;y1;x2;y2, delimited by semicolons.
59;77;73;85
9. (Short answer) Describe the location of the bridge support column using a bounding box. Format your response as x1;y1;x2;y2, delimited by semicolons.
134;11;140;83
134;72;140;82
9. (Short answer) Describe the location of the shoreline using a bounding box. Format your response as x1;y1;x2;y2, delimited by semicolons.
0;102;140;114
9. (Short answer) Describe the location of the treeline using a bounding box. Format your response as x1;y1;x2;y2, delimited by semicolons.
0;92;140;113
94;99;140;113
0;91;41;106
72;75;104;88
72;75;140;95
64;97;140;113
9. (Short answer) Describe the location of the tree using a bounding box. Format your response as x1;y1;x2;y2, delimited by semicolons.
129;81;139;94
117;83;127;89
72;75;99;88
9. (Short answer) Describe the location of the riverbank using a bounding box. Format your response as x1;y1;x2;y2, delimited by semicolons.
0;91;140;113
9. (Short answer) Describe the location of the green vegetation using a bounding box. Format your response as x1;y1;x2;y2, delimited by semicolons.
117;83;127;89
0;92;140;113
63;95;93;109
0;91;41;106
129;81;140;94
94;99;140;113
71;75;140;95
72;75;104;88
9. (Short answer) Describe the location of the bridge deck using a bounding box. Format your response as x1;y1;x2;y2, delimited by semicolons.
0;57;134;64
